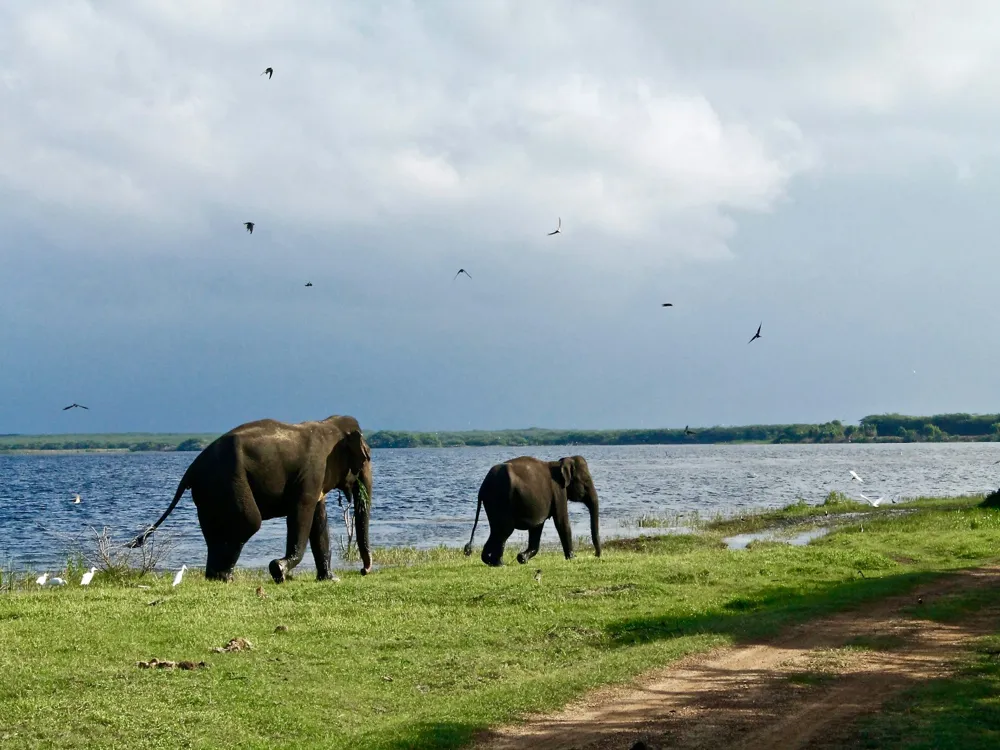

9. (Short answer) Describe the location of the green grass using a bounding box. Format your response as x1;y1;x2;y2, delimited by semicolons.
1;500;999;749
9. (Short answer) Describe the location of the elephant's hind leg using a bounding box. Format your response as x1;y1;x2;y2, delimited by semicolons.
516;525;544;564
197;482;262;582
481;521;514;567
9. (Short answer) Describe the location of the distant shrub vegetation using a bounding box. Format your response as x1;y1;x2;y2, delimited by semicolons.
3;413;1000;452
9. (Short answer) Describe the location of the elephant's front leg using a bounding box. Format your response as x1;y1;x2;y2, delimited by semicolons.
309;495;334;581
552;502;575;560
269;498;314;584
516;525;544;564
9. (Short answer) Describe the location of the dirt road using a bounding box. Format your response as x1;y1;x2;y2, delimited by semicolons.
473;566;1000;750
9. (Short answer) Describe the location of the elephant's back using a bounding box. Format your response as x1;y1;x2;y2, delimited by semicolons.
222;418;288;439
184;431;245;485
479;462;511;493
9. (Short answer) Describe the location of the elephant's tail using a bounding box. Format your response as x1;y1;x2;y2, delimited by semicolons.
126;473;190;548
463;493;484;557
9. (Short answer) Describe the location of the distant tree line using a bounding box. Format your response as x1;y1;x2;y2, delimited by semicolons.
2;413;1000;452
0;434;215;452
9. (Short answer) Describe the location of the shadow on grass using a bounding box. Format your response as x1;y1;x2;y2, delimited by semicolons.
377;722;482;750
604;569;948;648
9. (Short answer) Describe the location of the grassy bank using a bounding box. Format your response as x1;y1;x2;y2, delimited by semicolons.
6;411;1000;452
1;496;998;749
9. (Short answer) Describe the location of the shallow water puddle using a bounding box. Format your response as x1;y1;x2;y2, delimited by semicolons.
724;526;830;550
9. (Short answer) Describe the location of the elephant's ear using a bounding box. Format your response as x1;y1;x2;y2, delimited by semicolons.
348;430;371;463
551;458;572;489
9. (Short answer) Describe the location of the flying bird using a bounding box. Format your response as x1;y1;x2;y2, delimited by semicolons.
304;282;313;287
261;67;273;79
72;494;81;504
63;403;89;411
662;303;673;307
859;493;884;507
547;217;562;235
453;268;472;280
244;222;254;234
684;426;695;436
80;567;97;586
747;323;762;344
172;565;187;587
850;470;863;484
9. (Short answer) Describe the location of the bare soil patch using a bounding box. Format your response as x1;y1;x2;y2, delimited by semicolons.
472;566;1000;750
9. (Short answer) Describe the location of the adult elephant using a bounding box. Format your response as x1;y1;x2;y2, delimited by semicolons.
463;455;601;566
127;414;373;583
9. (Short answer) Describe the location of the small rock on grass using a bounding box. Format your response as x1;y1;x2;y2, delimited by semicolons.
212;637;253;653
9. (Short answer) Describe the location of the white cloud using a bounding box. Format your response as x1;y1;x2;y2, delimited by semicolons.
2;1;999;264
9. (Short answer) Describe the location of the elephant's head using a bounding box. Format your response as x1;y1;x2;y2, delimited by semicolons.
326;423;374;575
552;455;601;558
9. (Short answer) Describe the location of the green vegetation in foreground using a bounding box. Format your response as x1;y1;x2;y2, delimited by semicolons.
1;498;999;749
7;411;1000;451
847;615;1000;747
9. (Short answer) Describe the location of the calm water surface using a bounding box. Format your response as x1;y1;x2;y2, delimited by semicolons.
1;443;996;572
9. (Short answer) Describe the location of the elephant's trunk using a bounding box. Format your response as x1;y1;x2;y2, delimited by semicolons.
585;489;601;558
354;462;373;575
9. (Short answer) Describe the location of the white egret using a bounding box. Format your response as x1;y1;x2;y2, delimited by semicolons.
859;493;884;507
80;567;97;586
45;577;67;586
72;494;81;504
850;470;863;483
172;565;187;587
35;573;48;585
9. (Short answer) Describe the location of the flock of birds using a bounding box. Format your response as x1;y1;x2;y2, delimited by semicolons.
50;65;772;414
35;564;187;588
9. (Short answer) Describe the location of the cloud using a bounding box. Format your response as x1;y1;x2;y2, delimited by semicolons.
4;0;1000;267
0;0;821;265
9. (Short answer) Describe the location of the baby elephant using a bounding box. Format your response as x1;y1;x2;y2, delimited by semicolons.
464;455;601;566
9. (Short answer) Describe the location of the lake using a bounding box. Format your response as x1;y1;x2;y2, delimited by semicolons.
1;443;996;573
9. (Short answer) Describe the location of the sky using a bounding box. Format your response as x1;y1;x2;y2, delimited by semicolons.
3;0;1000;434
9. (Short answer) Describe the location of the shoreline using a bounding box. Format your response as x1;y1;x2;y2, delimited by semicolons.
3;493;984;579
